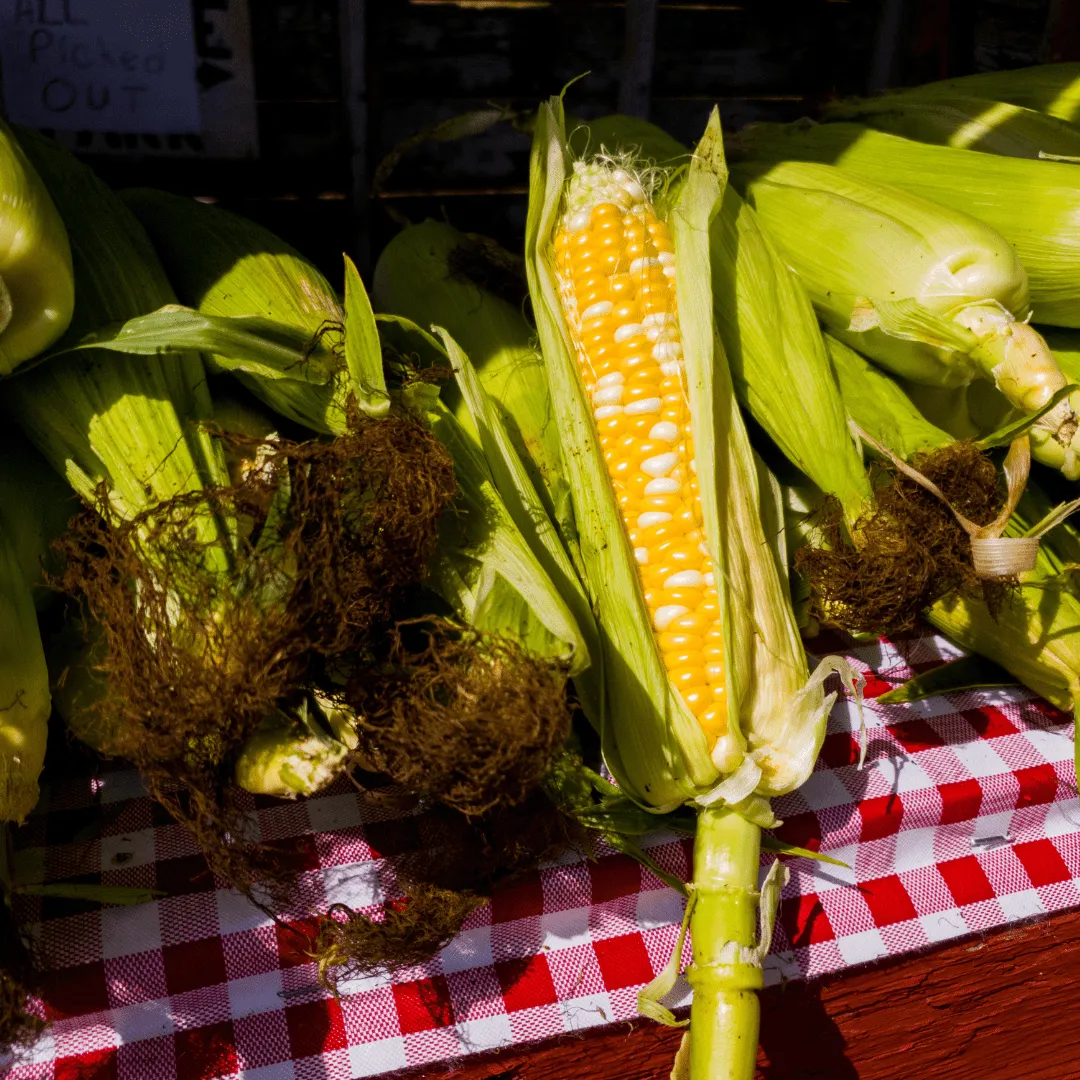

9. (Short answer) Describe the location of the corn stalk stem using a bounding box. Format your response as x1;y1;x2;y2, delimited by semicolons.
688;805;762;1080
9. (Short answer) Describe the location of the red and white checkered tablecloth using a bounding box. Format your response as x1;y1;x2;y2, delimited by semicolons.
5;630;1080;1080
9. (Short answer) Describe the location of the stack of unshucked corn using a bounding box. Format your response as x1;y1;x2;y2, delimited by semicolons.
6;60;1080;1080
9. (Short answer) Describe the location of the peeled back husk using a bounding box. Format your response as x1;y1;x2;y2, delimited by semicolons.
730;154;1080;479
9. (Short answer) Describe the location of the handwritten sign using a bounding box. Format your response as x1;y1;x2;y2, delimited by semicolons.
0;0;201;133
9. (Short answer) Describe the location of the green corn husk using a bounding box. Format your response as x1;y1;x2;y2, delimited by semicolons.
4;129;230;536
821;93;1080;158
903;63;1080;124
0;427;79;612
824;334;954;459
527;99;855;1080
581;115;872;530
729;153;1080;479
734;121;1080;330
122;189;358;434
0;118;74;371
372;220;567;516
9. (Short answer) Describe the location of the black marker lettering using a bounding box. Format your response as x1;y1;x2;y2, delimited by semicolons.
41;77;75;112
37;0;62;26
62;0;87;25
13;0;34;25
28;28;53;63
86;83;109;110
121;85;147;112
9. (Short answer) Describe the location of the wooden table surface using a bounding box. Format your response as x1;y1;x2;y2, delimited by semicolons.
401;907;1080;1080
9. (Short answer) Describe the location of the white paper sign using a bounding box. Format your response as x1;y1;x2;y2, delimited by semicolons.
0;0;201;133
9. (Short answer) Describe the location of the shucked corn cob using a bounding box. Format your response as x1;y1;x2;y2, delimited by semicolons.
552;176;731;745
528;99;854;1080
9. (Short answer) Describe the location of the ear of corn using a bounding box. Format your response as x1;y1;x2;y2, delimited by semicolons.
528;99;848;1080
903;63;1080;124
0;427;79;611
122;188;351;436
0;118;74;371
583;115;871;531
735;121;1080;330
0;523;50;824
4;130;230;553
822;93;1080;159
731;155;1080;479
372;220;568;521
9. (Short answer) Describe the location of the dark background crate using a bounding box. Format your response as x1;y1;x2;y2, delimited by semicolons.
44;0;1080;280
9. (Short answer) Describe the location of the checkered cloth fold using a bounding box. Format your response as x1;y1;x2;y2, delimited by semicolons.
6;631;1079;1080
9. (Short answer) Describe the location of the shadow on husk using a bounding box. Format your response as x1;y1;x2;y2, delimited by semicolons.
797;442;1009;635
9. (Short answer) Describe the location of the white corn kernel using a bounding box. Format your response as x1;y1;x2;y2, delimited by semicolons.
568;209;591;232
642;452;678;477
660;361;682;376
614;322;645;344
638;511;672;529
653;341;683;362
665;570;704;589
594;405;624;419
649;421;679;442
645;477;680;495
597;372;624;387
690;458;697;474
625;397;663;416
581;300;613;321
634;547;648;565
593;385;624;406
704;572;715;587
653;605;689;631
629;256;662;275
642;312;676;328
663;265;677;278
658;252;676;266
